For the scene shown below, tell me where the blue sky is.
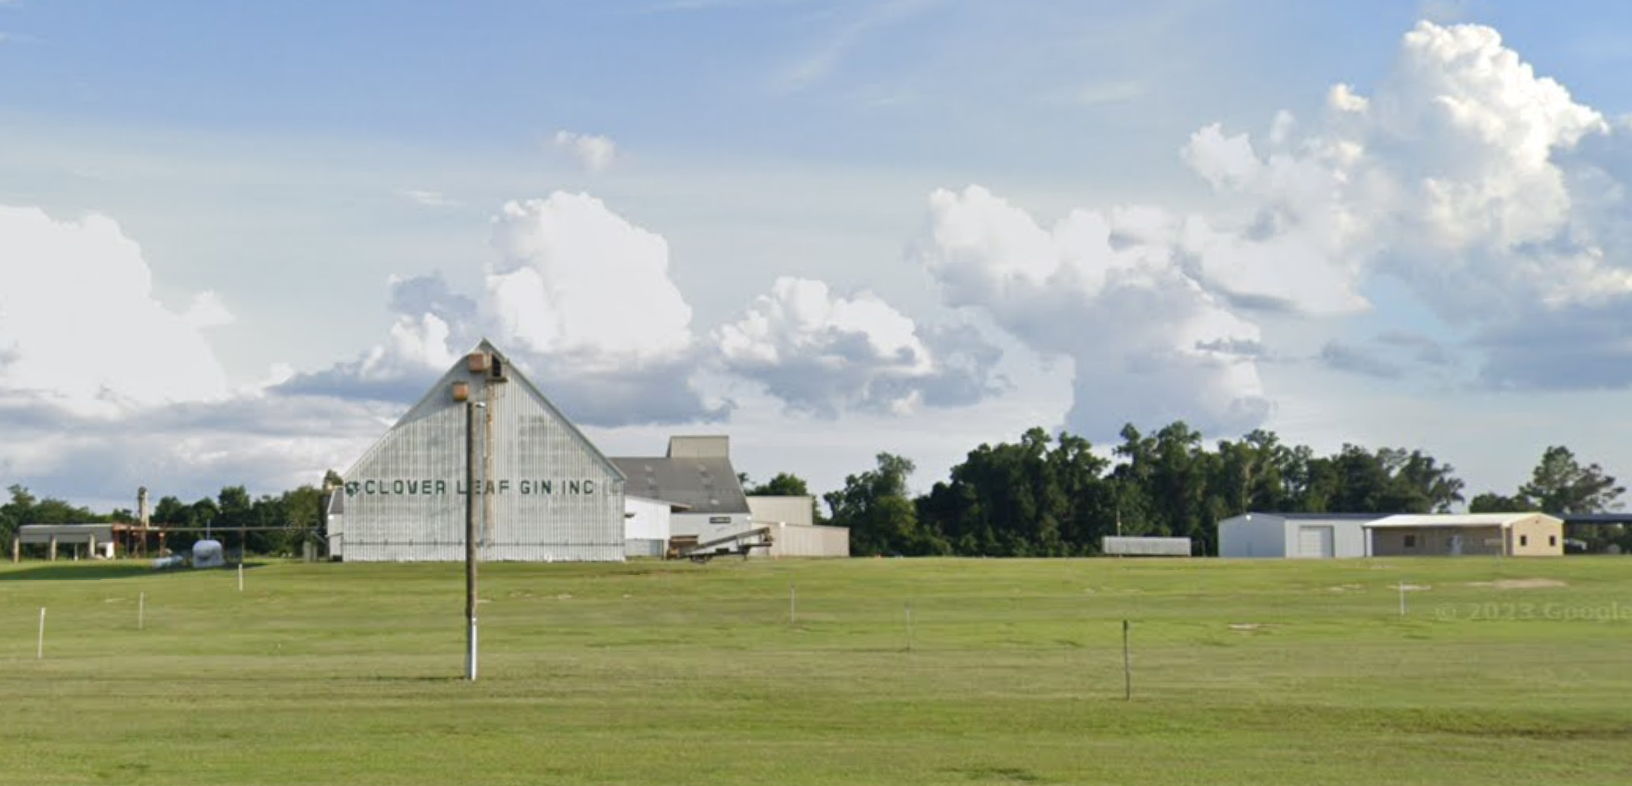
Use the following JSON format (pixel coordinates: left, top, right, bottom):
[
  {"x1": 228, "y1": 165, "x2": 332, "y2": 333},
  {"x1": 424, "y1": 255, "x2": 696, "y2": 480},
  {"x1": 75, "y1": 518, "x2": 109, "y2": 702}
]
[{"x1": 2, "y1": 0, "x2": 1631, "y2": 508}]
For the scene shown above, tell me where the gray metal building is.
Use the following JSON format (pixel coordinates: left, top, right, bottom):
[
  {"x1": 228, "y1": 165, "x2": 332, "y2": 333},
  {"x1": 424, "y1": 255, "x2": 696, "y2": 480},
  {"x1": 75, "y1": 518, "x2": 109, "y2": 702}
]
[
  {"x1": 612, "y1": 436, "x2": 753, "y2": 545},
  {"x1": 326, "y1": 341, "x2": 626, "y2": 562}
]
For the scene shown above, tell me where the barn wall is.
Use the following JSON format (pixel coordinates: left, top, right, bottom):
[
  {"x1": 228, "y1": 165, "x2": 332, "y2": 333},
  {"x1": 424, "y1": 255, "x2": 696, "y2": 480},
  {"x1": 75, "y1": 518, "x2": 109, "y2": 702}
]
[{"x1": 333, "y1": 354, "x2": 625, "y2": 563}]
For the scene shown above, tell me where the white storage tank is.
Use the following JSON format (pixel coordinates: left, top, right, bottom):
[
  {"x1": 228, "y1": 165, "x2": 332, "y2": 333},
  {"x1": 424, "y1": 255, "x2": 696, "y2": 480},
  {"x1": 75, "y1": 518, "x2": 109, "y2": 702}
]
[{"x1": 192, "y1": 539, "x2": 226, "y2": 568}]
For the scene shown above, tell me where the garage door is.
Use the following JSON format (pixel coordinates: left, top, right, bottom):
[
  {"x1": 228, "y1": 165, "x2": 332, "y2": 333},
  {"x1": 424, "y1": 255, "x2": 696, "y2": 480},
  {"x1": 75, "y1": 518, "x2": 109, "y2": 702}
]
[{"x1": 1296, "y1": 525, "x2": 1335, "y2": 558}]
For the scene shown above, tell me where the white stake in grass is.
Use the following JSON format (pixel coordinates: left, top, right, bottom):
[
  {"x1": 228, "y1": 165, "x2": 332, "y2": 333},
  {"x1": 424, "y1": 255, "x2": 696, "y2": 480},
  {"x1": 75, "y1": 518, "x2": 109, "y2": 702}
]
[
  {"x1": 789, "y1": 584, "x2": 796, "y2": 626},
  {"x1": 238, "y1": 562, "x2": 244, "y2": 592},
  {"x1": 138, "y1": 591, "x2": 145, "y2": 631},
  {"x1": 905, "y1": 602, "x2": 914, "y2": 652},
  {"x1": 36, "y1": 607, "x2": 45, "y2": 660},
  {"x1": 1398, "y1": 581, "x2": 1407, "y2": 617}
]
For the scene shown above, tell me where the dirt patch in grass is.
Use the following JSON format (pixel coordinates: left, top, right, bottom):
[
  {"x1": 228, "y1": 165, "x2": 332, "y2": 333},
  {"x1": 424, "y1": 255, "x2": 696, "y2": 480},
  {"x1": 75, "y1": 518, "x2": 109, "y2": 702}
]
[{"x1": 1467, "y1": 578, "x2": 1567, "y2": 590}]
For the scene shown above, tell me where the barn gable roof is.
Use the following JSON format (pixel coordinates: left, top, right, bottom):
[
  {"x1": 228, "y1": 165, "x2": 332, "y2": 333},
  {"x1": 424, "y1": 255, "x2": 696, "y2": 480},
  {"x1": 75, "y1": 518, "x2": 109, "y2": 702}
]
[{"x1": 340, "y1": 339, "x2": 625, "y2": 483}]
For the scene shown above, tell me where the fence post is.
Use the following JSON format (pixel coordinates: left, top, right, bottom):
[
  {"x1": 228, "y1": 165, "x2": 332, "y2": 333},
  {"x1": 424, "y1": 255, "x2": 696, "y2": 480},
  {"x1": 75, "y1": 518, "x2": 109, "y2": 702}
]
[{"x1": 1122, "y1": 620, "x2": 1132, "y2": 701}]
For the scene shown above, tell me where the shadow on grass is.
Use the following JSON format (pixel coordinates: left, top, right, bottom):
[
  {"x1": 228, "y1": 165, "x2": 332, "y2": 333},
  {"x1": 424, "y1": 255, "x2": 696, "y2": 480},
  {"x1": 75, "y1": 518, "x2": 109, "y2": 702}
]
[
  {"x1": 0, "y1": 561, "x2": 268, "y2": 581},
  {"x1": 0, "y1": 563, "x2": 158, "y2": 582}
]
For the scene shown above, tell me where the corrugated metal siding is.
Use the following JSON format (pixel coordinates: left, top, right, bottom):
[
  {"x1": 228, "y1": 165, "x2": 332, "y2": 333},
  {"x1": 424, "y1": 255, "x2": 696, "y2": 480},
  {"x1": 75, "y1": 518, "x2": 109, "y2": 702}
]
[
  {"x1": 763, "y1": 523, "x2": 849, "y2": 558},
  {"x1": 1101, "y1": 536, "x2": 1191, "y2": 556},
  {"x1": 747, "y1": 496, "x2": 816, "y2": 527},
  {"x1": 333, "y1": 354, "x2": 625, "y2": 563}
]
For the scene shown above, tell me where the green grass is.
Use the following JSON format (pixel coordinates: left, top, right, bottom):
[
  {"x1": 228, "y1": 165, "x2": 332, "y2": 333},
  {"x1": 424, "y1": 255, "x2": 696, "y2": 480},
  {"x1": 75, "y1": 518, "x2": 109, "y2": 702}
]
[{"x1": 2, "y1": 556, "x2": 1630, "y2": 784}]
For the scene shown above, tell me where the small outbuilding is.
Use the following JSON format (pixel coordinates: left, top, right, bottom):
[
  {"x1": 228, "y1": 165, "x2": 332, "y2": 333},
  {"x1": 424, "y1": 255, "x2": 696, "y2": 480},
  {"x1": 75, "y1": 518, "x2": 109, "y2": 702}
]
[
  {"x1": 1363, "y1": 513, "x2": 1564, "y2": 557},
  {"x1": 623, "y1": 495, "x2": 687, "y2": 557},
  {"x1": 1101, "y1": 536, "x2": 1192, "y2": 557},
  {"x1": 747, "y1": 495, "x2": 850, "y2": 558}
]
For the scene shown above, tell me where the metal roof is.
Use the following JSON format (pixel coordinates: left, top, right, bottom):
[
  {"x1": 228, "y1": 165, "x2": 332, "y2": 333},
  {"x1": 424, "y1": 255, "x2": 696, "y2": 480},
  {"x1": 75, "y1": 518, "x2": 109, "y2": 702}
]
[
  {"x1": 1365, "y1": 513, "x2": 1560, "y2": 528},
  {"x1": 1558, "y1": 513, "x2": 1632, "y2": 525},
  {"x1": 1272, "y1": 512, "x2": 1384, "y2": 521},
  {"x1": 609, "y1": 456, "x2": 749, "y2": 514},
  {"x1": 17, "y1": 523, "x2": 116, "y2": 543}
]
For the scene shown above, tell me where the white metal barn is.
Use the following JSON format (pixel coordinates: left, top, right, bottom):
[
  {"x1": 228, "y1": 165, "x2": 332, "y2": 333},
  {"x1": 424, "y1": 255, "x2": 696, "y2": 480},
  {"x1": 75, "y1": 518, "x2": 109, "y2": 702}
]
[
  {"x1": 326, "y1": 341, "x2": 627, "y2": 562},
  {"x1": 1217, "y1": 513, "x2": 1376, "y2": 558}
]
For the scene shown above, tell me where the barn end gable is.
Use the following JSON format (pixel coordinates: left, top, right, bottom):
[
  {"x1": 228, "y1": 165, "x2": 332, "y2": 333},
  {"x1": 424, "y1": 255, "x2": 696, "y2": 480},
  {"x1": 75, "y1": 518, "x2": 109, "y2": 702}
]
[{"x1": 331, "y1": 340, "x2": 626, "y2": 562}]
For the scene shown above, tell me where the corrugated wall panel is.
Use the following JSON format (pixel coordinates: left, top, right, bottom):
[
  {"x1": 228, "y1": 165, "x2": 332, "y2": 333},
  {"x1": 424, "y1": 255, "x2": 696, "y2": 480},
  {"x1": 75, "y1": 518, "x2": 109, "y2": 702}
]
[{"x1": 333, "y1": 354, "x2": 625, "y2": 562}]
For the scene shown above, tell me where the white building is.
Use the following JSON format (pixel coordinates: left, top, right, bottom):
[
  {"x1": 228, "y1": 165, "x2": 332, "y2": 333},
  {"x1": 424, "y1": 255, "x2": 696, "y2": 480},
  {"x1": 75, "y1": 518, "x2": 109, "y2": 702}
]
[
  {"x1": 1219, "y1": 511, "x2": 1566, "y2": 558},
  {"x1": 327, "y1": 341, "x2": 627, "y2": 562},
  {"x1": 623, "y1": 495, "x2": 685, "y2": 557},
  {"x1": 1218, "y1": 513, "x2": 1379, "y2": 558}
]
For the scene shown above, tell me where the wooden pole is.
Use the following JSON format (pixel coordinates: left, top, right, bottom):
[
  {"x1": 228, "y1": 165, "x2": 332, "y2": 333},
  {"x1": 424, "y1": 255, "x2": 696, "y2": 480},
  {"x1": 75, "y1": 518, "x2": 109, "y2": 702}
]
[
  {"x1": 36, "y1": 608, "x2": 45, "y2": 660},
  {"x1": 138, "y1": 592, "x2": 145, "y2": 631},
  {"x1": 465, "y1": 400, "x2": 480, "y2": 682},
  {"x1": 1122, "y1": 620, "x2": 1132, "y2": 701},
  {"x1": 238, "y1": 562, "x2": 244, "y2": 593}
]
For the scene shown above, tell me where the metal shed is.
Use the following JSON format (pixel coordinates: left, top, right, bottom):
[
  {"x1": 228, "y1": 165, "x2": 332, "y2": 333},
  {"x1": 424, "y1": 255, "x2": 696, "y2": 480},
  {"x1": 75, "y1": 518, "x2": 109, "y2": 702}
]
[{"x1": 1218, "y1": 513, "x2": 1376, "y2": 558}]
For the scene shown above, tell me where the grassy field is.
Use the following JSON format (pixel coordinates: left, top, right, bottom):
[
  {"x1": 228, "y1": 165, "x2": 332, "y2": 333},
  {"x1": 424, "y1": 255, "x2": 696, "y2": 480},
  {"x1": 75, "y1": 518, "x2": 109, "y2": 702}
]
[{"x1": 2, "y1": 555, "x2": 1630, "y2": 785}]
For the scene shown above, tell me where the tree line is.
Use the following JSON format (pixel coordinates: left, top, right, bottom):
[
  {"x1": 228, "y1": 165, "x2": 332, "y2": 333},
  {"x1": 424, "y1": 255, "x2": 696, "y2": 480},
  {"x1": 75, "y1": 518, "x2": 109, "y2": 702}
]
[
  {"x1": 2, "y1": 481, "x2": 331, "y2": 557},
  {"x1": 3, "y1": 423, "x2": 1625, "y2": 558},
  {"x1": 818, "y1": 423, "x2": 1627, "y2": 557}
]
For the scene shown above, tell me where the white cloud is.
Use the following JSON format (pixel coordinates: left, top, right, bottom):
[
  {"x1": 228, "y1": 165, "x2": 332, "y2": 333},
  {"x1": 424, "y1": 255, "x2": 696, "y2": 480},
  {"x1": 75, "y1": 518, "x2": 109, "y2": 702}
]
[
  {"x1": 552, "y1": 131, "x2": 618, "y2": 173},
  {"x1": 914, "y1": 186, "x2": 1269, "y2": 437},
  {"x1": 0, "y1": 206, "x2": 231, "y2": 416},
  {"x1": 0, "y1": 205, "x2": 372, "y2": 504},
  {"x1": 715, "y1": 276, "x2": 1000, "y2": 417},
  {"x1": 486, "y1": 193, "x2": 693, "y2": 364},
  {"x1": 399, "y1": 189, "x2": 458, "y2": 207},
  {"x1": 1175, "y1": 20, "x2": 1632, "y2": 387},
  {"x1": 283, "y1": 193, "x2": 725, "y2": 425},
  {"x1": 912, "y1": 20, "x2": 1632, "y2": 441}
]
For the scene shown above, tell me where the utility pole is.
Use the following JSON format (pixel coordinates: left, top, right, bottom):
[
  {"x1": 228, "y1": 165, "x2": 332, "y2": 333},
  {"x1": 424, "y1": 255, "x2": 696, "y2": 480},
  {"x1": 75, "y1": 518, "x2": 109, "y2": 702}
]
[{"x1": 465, "y1": 400, "x2": 482, "y2": 682}]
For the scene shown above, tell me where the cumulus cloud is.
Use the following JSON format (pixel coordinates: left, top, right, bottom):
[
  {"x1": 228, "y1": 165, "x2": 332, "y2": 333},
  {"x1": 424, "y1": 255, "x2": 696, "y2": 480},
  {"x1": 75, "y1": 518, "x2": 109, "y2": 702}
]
[
  {"x1": 915, "y1": 20, "x2": 1632, "y2": 437},
  {"x1": 1181, "y1": 21, "x2": 1632, "y2": 383},
  {"x1": 914, "y1": 186, "x2": 1269, "y2": 437},
  {"x1": 552, "y1": 131, "x2": 618, "y2": 173},
  {"x1": 0, "y1": 206, "x2": 232, "y2": 416},
  {"x1": 0, "y1": 206, "x2": 368, "y2": 503},
  {"x1": 715, "y1": 276, "x2": 1002, "y2": 417},
  {"x1": 284, "y1": 193, "x2": 726, "y2": 425}
]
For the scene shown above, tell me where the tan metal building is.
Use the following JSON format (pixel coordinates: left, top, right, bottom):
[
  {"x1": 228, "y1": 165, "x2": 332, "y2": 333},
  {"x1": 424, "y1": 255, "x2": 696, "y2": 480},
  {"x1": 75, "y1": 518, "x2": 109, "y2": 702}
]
[
  {"x1": 747, "y1": 495, "x2": 849, "y2": 558},
  {"x1": 1364, "y1": 513, "x2": 1564, "y2": 557}
]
